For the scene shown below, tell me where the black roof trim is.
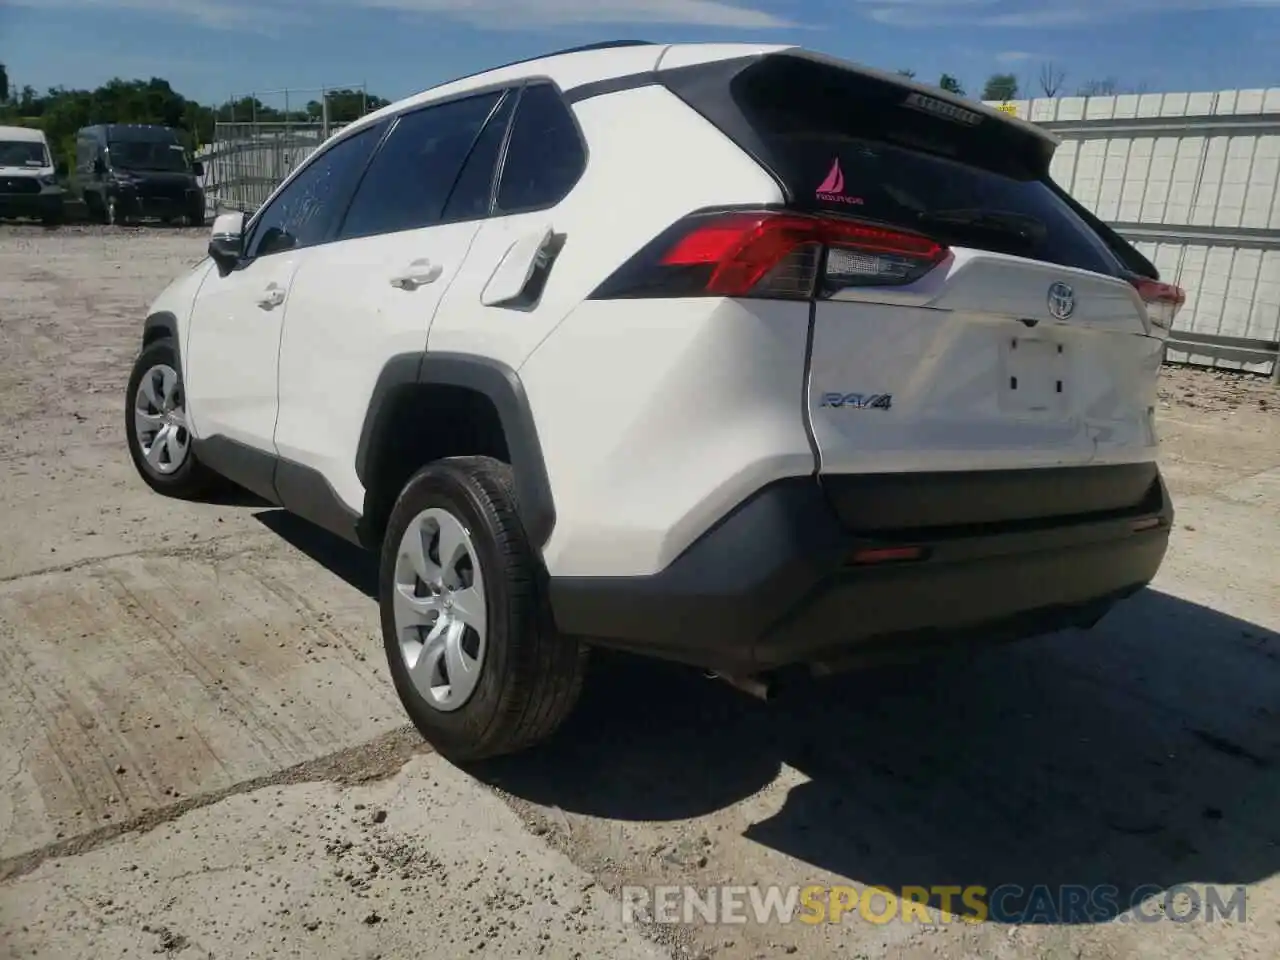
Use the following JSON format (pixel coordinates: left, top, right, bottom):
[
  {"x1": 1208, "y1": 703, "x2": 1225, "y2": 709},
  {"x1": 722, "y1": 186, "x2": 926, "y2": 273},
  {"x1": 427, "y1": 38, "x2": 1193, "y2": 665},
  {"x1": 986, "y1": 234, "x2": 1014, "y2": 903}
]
[{"x1": 425, "y1": 41, "x2": 657, "y2": 99}]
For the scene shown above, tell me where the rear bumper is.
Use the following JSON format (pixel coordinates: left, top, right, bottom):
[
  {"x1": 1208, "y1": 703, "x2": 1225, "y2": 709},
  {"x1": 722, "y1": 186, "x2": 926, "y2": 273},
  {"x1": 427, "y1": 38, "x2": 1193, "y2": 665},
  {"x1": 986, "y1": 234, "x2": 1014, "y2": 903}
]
[{"x1": 548, "y1": 465, "x2": 1173, "y2": 674}]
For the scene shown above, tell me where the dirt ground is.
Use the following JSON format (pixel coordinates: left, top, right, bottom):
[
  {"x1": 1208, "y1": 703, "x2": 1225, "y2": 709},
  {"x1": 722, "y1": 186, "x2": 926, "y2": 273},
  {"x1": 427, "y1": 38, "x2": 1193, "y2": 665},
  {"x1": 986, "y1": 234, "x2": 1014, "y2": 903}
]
[{"x1": 0, "y1": 224, "x2": 1277, "y2": 960}]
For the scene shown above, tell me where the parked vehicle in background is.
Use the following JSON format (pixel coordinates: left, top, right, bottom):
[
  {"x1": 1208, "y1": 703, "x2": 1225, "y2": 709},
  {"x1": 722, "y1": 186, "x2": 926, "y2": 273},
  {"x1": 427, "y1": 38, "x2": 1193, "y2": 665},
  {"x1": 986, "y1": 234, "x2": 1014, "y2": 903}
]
[
  {"x1": 73, "y1": 124, "x2": 206, "y2": 226},
  {"x1": 123, "y1": 41, "x2": 1180, "y2": 762},
  {"x1": 0, "y1": 125, "x2": 66, "y2": 226}
]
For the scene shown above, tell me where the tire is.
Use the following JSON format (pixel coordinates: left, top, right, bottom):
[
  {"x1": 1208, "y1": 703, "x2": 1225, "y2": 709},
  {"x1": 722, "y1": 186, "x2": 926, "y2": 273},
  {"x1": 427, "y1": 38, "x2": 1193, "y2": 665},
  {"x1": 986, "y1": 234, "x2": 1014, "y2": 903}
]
[
  {"x1": 124, "y1": 337, "x2": 223, "y2": 499},
  {"x1": 42, "y1": 205, "x2": 64, "y2": 228},
  {"x1": 380, "y1": 456, "x2": 587, "y2": 762}
]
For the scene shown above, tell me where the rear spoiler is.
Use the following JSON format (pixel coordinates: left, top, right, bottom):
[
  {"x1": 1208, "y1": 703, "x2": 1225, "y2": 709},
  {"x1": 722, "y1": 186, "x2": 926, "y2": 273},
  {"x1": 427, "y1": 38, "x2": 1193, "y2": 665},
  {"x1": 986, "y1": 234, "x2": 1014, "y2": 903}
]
[{"x1": 783, "y1": 50, "x2": 1062, "y2": 151}]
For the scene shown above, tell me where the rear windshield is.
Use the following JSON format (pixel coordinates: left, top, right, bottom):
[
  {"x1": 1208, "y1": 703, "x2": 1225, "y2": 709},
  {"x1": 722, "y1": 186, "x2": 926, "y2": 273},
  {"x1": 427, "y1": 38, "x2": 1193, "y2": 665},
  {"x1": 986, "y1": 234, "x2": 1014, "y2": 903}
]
[{"x1": 671, "y1": 54, "x2": 1126, "y2": 278}]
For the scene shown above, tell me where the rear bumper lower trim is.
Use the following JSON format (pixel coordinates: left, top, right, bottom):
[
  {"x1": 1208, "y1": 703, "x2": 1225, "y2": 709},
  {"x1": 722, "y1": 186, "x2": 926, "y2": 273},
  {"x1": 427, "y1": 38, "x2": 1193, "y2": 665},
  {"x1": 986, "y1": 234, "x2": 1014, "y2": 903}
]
[{"x1": 548, "y1": 467, "x2": 1173, "y2": 673}]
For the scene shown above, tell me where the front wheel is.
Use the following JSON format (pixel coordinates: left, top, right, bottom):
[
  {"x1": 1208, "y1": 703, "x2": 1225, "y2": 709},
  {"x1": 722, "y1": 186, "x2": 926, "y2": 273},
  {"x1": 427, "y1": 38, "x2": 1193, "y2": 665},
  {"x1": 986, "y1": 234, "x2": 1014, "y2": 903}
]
[
  {"x1": 379, "y1": 456, "x2": 586, "y2": 762},
  {"x1": 124, "y1": 337, "x2": 223, "y2": 499}
]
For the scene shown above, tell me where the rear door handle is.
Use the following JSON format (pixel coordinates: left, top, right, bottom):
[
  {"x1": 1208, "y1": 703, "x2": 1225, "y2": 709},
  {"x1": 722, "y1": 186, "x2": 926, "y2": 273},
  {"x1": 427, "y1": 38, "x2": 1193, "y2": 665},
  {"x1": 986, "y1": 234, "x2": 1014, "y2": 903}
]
[
  {"x1": 258, "y1": 283, "x2": 286, "y2": 309},
  {"x1": 389, "y1": 259, "x2": 443, "y2": 291}
]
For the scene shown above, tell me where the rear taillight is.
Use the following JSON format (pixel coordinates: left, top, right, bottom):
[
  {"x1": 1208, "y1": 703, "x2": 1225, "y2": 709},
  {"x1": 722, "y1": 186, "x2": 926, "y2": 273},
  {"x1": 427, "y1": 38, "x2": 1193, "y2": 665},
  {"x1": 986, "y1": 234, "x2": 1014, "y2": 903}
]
[
  {"x1": 1128, "y1": 276, "x2": 1185, "y2": 329},
  {"x1": 590, "y1": 209, "x2": 949, "y2": 301}
]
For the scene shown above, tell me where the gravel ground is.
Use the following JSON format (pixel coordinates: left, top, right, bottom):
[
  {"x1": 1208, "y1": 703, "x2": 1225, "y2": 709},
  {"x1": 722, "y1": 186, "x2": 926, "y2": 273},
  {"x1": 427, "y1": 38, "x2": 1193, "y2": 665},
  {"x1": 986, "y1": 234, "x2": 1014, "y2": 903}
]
[{"x1": 0, "y1": 223, "x2": 1278, "y2": 960}]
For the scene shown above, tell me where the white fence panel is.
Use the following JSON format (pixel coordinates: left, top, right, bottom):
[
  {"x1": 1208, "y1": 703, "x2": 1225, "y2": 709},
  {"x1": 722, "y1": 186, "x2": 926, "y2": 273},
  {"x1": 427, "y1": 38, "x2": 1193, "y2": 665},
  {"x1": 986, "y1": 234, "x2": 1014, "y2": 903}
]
[{"x1": 986, "y1": 88, "x2": 1280, "y2": 376}]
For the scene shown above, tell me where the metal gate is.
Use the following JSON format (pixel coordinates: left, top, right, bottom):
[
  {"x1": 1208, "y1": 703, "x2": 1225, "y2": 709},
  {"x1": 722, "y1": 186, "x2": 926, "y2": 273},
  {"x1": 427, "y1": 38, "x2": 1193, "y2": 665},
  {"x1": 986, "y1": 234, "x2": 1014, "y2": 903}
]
[{"x1": 197, "y1": 121, "x2": 344, "y2": 216}]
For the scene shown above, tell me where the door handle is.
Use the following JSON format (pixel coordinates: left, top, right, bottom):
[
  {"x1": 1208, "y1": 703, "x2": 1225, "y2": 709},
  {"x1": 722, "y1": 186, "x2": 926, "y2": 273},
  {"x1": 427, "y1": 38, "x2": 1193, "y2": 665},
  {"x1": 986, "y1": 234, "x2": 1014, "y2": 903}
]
[
  {"x1": 389, "y1": 259, "x2": 442, "y2": 291},
  {"x1": 258, "y1": 283, "x2": 286, "y2": 309}
]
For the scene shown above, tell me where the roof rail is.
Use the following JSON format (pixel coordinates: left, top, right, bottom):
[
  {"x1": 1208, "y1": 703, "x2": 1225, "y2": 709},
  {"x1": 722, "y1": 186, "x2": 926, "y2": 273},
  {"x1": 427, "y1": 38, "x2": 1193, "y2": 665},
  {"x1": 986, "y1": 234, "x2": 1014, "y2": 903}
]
[
  {"x1": 417, "y1": 40, "x2": 659, "y2": 99},
  {"x1": 544, "y1": 40, "x2": 655, "y2": 56}
]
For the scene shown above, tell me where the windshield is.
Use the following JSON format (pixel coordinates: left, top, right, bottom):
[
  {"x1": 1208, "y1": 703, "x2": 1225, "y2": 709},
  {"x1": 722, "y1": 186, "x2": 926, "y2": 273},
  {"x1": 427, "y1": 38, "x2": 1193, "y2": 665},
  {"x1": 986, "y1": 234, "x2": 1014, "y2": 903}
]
[
  {"x1": 0, "y1": 141, "x2": 50, "y2": 168},
  {"x1": 107, "y1": 139, "x2": 190, "y2": 173}
]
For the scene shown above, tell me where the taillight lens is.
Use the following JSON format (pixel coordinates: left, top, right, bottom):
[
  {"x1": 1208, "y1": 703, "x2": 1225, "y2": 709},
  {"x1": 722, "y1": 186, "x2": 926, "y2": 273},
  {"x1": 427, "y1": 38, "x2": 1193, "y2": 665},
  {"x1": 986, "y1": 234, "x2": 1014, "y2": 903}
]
[
  {"x1": 1128, "y1": 276, "x2": 1185, "y2": 329},
  {"x1": 590, "y1": 209, "x2": 949, "y2": 301}
]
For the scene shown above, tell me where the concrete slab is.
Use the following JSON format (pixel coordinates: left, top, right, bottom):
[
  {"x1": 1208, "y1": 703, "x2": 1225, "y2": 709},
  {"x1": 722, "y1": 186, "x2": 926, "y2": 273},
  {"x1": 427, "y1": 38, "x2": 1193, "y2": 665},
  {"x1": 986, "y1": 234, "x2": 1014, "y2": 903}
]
[
  {"x1": 0, "y1": 536, "x2": 402, "y2": 862},
  {"x1": 0, "y1": 754, "x2": 669, "y2": 960}
]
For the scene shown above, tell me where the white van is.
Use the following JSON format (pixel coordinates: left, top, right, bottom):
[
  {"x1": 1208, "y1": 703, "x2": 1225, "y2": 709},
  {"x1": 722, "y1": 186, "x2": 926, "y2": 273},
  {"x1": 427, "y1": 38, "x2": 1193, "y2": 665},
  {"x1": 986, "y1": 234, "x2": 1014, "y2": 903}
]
[{"x1": 0, "y1": 125, "x2": 65, "y2": 225}]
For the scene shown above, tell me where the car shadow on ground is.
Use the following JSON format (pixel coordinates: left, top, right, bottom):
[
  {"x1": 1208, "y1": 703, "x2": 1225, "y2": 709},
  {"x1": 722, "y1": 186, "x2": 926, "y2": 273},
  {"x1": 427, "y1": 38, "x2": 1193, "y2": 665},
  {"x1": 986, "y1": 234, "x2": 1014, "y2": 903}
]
[{"x1": 257, "y1": 507, "x2": 1280, "y2": 924}]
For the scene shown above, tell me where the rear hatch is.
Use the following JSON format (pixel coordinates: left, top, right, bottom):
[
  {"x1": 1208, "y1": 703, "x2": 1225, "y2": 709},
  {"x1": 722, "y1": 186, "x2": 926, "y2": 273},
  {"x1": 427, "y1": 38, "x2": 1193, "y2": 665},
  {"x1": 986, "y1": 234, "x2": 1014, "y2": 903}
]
[{"x1": 654, "y1": 51, "x2": 1182, "y2": 529}]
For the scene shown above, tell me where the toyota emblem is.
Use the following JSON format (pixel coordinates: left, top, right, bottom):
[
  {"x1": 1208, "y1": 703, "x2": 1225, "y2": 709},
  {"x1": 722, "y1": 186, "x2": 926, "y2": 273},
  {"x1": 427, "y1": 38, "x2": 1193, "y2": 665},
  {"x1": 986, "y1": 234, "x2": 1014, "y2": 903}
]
[{"x1": 1047, "y1": 282, "x2": 1075, "y2": 320}]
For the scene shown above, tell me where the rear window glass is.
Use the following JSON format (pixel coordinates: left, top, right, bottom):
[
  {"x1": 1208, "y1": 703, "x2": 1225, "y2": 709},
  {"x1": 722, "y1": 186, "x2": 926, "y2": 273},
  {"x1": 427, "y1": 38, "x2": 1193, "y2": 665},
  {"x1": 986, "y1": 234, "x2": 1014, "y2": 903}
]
[{"x1": 724, "y1": 56, "x2": 1123, "y2": 276}]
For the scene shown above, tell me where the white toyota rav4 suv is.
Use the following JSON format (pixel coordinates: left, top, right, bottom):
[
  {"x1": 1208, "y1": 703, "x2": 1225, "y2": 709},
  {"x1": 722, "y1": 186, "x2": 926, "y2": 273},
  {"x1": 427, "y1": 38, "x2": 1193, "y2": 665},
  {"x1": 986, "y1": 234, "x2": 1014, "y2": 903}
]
[{"x1": 126, "y1": 41, "x2": 1181, "y2": 760}]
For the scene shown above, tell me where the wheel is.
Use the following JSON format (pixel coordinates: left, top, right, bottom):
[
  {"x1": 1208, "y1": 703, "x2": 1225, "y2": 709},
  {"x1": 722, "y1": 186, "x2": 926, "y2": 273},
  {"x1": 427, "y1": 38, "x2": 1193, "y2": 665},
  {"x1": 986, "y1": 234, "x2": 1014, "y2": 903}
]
[
  {"x1": 42, "y1": 205, "x2": 64, "y2": 228},
  {"x1": 106, "y1": 195, "x2": 124, "y2": 226},
  {"x1": 380, "y1": 456, "x2": 587, "y2": 762},
  {"x1": 124, "y1": 337, "x2": 222, "y2": 499},
  {"x1": 187, "y1": 210, "x2": 206, "y2": 228}
]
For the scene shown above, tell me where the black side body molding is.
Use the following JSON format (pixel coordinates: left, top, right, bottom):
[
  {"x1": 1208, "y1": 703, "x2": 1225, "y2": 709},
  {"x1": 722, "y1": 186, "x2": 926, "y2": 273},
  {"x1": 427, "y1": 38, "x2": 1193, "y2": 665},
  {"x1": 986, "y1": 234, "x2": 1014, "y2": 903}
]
[
  {"x1": 191, "y1": 435, "x2": 364, "y2": 545},
  {"x1": 191, "y1": 435, "x2": 280, "y2": 505},
  {"x1": 355, "y1": 352, "x2": 557, "y2": 549}
]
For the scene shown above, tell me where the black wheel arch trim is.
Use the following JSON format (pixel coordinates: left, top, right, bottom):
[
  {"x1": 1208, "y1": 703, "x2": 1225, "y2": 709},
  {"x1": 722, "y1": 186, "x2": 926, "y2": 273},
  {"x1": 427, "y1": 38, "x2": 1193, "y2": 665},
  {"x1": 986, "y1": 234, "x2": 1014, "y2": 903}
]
[
  {"x1": 355, "y1": 352, "x2": 557, "y2": 549},
  {"x1": 143, "y1": 311, "x2": 181, "y2": 371}
]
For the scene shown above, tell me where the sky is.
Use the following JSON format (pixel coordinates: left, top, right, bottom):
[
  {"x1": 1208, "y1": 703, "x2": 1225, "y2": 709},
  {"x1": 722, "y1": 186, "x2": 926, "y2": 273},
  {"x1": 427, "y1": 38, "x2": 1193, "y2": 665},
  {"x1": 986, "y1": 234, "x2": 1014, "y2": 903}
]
[{"x1": 1, "y1": 0, "x2": 1278, "y2": 108}]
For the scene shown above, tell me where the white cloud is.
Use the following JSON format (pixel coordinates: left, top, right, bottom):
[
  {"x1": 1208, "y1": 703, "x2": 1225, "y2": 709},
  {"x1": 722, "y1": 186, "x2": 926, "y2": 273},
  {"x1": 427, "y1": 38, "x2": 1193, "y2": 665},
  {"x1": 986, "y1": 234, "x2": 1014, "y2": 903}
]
[
  {"x1": 6, "y1": 0, "x2": 283, "y2": 29},
  {"x1": 997, "y1": 50, "x2": 1033, "y2": 62},
  {"x1": 7, "y1": 0, "x2": 793, "y2": 31},
  {"x1": 855, "y1": 0, "x2": 1280, "y2": 29},
  {"x1": 361, "y1": 0, "x2": 791, "y2": 28}
]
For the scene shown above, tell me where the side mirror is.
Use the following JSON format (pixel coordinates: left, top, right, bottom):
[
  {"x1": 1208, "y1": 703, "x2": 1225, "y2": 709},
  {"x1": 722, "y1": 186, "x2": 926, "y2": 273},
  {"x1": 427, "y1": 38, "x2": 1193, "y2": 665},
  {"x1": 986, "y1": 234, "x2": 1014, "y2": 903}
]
[
  {"x1": 208, "y1": 211, "x2": 247, "y2": 273},
  {"x1": 191, "y1": 160, "x2": 205, "y2": 178}
]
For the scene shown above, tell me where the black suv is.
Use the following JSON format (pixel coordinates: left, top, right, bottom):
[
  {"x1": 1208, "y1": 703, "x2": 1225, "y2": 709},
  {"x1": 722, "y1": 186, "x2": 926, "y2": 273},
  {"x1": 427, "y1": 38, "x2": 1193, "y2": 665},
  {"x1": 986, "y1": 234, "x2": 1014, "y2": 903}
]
[{"x1": 74, "y1": 124, "x2": 205, "y2": 226}]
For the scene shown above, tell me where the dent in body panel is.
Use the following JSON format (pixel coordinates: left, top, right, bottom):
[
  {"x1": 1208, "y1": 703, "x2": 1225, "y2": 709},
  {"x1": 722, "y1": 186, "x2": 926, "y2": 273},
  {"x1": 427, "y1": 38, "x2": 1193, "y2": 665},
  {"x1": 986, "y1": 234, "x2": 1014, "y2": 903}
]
[{"x1": 521, "y1": 298, "x2": 815, "y2": 579}]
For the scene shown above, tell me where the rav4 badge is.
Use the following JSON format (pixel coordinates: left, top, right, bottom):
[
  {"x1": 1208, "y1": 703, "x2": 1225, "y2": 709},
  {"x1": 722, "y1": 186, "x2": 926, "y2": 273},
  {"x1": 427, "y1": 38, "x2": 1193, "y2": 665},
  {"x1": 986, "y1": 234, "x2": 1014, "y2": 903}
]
[{"x1": 820, "y1": 392, "x2": 893, "y2": 410}]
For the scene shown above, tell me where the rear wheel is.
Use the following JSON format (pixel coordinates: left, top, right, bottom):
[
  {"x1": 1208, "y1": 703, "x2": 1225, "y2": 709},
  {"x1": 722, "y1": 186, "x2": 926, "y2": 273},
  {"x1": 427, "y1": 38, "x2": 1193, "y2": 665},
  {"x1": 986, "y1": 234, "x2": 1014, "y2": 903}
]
[
  {"x1": 379, "y1": 456, "x2": 586, "y2": 762},
  {"x1": 124, "y1": 337, "x2": 223, "y2": 499}
]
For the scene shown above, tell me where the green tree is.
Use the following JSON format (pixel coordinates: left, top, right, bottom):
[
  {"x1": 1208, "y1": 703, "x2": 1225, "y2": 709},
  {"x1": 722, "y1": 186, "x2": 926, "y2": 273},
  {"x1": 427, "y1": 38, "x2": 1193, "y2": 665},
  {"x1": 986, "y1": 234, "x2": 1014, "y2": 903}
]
[
  {"x1": 939, "y1": 74, "x2": 965, "y2": 96},
  {"x1": 0, "y1": 75, "x2": 389, "y2": 167},
  {"x1": 982, "y1": 73, "x2": 1018, "y2": 101}
]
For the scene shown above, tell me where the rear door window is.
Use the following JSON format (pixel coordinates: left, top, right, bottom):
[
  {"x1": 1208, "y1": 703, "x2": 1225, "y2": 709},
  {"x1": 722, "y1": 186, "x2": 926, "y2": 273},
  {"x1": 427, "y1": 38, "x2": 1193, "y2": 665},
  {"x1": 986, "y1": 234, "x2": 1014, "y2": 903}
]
[
  {"x1": 441, "y1": 91, "x2": 516, "y2": 222},
  {"x1": 494, "y1": 82, "x2": 586, "y2": 215},
  {"x1": 338, "y1": 91, "x2": 503, "y2": 240}
]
